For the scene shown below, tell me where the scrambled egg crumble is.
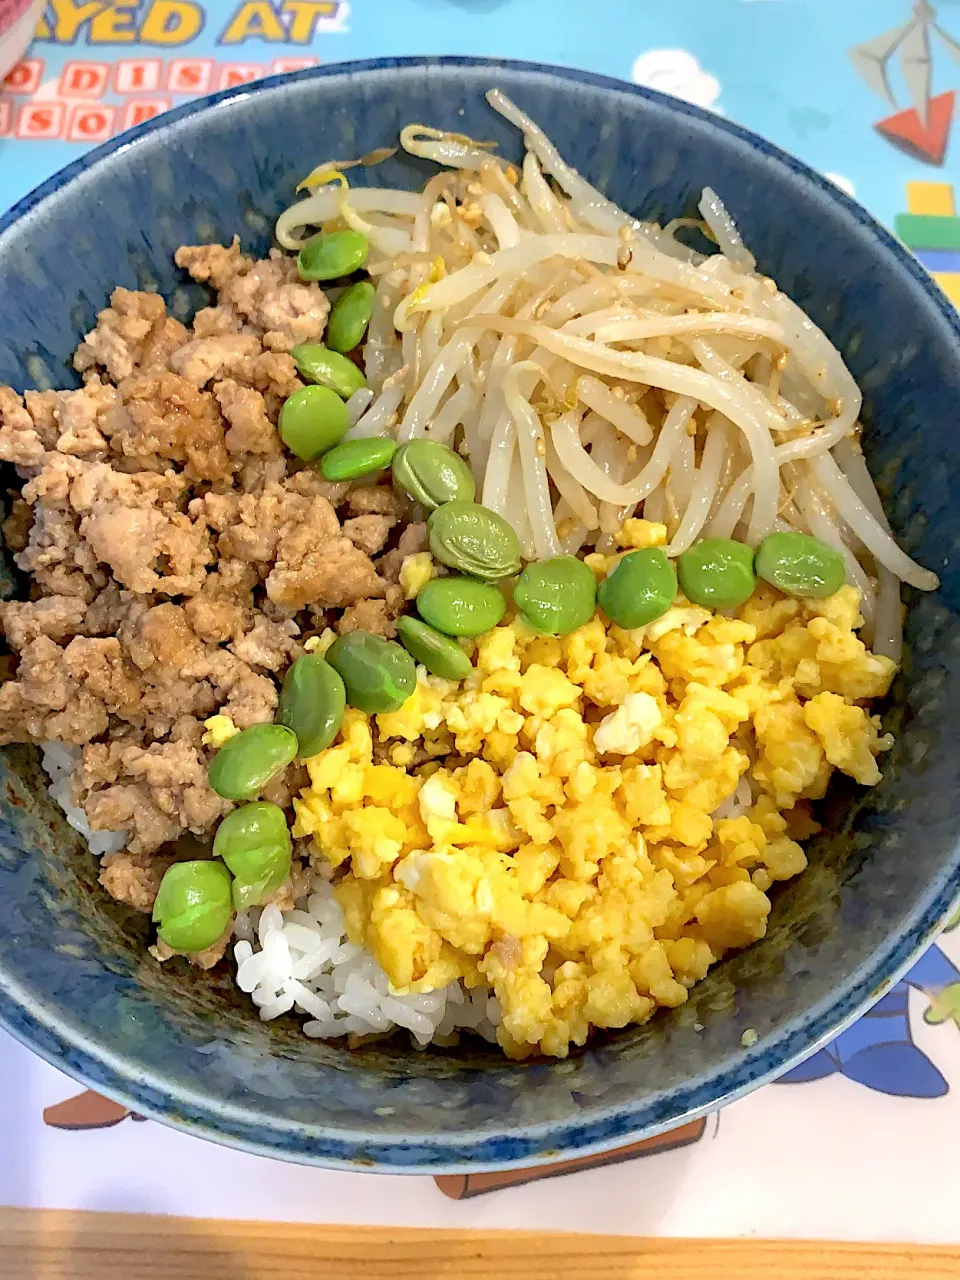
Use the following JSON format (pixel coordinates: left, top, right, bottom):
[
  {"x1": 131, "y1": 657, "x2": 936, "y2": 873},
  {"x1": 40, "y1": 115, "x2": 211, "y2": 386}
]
[
  {"x1": 398, "y1": 552, "x2": 435, "y2": 599},
  {"x1": 202, "y1": 714, "x2": 239, "y2": 748},
  {"x1": 292, "y1": 581, "x2": 896, "y2": 1059}
]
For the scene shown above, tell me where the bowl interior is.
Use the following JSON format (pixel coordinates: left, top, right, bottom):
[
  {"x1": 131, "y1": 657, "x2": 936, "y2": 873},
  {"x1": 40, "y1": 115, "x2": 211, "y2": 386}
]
[{"x1": 0, "y1": 58, "x2": 959, "y2": 1171}]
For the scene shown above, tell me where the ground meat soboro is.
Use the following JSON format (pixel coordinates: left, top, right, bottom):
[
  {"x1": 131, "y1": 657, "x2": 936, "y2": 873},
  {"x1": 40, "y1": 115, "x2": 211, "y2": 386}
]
[{"x1": 0, "y1": 243, "x2": 410, "y2": 961}]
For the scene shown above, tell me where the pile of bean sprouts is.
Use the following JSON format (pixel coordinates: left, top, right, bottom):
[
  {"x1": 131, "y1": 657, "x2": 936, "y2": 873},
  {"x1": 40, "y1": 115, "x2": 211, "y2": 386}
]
[{"x1": 276, "y1": 88, "x2": 939, "y2": 661}]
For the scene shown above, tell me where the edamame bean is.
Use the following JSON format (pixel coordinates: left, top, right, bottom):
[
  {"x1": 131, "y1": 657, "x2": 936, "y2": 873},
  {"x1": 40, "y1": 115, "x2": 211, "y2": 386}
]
[
  {"x1": 152, "y1": 861, "x2": 233, "y2": 953},
  {"x1": 291, "y1": 343, "x2": 368, "y2": 400},
  {"x1": 213, "y1": 802, "x2": 292, "y2": 911},
  {"x1": 396, "y1": 615, "x2": 473, "y2": 680},
  {"x1": 208, "y1": 723, "x2": 299, "y2": 801},
  {"x1": 392, "y1": 441, "x2": 476, "y2": 510},
  {"x1": 755, "y1": 531, "x2": 846, "y2": 599},
  {"x1": 598, "y1": 548, "x2": 677, "y2": 629},
  {"x1": 321, "y1": 437, "x2": 397, "y2": 482},
  {"x1": 514, "y1": 556, "x2": 597, "y2": 635},
  {"x1": 427, "y1": 501, "x2": 522, "y2": 581},
  {"x1": 677, "y1": 538, "x2": 756, "y2": 609},
  {"x1": 297, "y1": 228, "x2": 368, "y2": 282},
  {"x1": 278, "y1": 385, "x2": 349, "y2": 460},
  {"x1": 326, "y1": 630, "x2": 417, "y2": 713},
  {"x1": 278, "y1": 655, "x2": 345, "y2": 758},
  {"x1": 416, "y1": 576, "x2": 506, "y2": 637},
  {"x1": 326, "y1": 281, "x2": 376, "y2": 353}
]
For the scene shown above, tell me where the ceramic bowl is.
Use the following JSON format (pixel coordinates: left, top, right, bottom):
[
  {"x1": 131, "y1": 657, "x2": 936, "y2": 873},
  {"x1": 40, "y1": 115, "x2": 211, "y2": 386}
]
[{"x1": 0, "y1": 57, "x2": 958, "y2": 1173}]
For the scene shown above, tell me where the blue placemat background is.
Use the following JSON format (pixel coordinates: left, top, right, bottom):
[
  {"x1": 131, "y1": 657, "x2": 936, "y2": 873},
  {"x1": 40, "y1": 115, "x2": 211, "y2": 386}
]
[{"x1": 4, "y1": 0, "x2": 960, "y2": 228}]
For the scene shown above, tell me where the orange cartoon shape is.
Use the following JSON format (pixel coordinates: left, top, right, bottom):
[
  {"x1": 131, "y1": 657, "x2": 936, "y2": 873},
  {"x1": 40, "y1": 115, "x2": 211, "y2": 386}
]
[
  {"x1": 43, "y1": 1089, "x2": 146, "y2": 1130},
  {"x1": 850, "y1": 2, "x2": 960, "y2": 165}
]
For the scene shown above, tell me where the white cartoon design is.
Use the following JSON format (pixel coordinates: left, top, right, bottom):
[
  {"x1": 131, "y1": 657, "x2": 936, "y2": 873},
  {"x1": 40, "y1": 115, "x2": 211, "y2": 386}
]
[{"x1": 630, "y1": 49, "x2": 721, "y2": 111}]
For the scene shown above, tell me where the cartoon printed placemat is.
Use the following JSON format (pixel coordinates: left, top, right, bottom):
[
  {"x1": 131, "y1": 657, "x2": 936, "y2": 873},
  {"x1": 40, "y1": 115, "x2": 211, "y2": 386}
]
[
  {"x1": 1, "y1": 908, "x2": 959, "y2": 1238},
  {"x1": 3, "y1": 0, "x2": 960, "y2": 1240}
]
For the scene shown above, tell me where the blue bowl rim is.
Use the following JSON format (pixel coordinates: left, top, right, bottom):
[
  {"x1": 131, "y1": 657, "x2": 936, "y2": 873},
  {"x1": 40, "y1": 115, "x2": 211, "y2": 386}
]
[{"x1": 1, "y1": 54, "x2": 960, "y2": 1173}]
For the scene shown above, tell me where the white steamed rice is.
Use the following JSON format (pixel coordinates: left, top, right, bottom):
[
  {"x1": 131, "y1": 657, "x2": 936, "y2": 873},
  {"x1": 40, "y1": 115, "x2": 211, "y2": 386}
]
[
  {"x1": 42, "y1": 742, "x2": 125, "y2": 857},
  {"x1": 234, "y1": 883, "x2": 500, "y2": 1045},
  {"x1": 40, "y1": 743, "x2": 500, "y2": 1047}
]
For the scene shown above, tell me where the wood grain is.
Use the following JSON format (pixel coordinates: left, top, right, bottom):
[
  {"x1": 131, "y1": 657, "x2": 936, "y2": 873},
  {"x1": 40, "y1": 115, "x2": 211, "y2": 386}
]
[{"x1": 2, "y1": 1208, "x2": 960, "y2": 1280}]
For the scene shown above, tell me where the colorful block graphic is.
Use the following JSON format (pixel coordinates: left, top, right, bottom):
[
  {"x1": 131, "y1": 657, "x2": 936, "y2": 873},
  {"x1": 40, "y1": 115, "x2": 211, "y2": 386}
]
[
  {"x1": 897, "y1": 182, "x2": 960, "y2": 305},
  {"x1": 933, "y1": 274, "x2": 960, "y2": 306},
  {"x1": 894, "y1": 212, "x2": 960, "y2": 250},
  {"x1": 912, "y1": 249, "x2": 960, "y2": 273},
  {"x1": 906, "y1": 181, "x2": 955, "y2": 217}
]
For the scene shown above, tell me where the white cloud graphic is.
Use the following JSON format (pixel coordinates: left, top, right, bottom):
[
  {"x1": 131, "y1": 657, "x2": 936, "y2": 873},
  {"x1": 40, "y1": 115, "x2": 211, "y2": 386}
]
[
  {"x1": 631, "y1": 49, "x2": 721, "y2": 112},
  {"x1": 825, "y1": 172, "x2": 856, "y2": 198},
  {"x1": 325, "y1": 0, "x2": 351, "y2": 32}
]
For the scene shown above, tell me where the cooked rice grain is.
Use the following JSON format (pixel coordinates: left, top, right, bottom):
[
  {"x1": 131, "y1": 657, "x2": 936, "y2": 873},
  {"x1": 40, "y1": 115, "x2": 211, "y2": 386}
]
[{"x1": 234, "y1": 880, "x2": 500, "y2": 1044}]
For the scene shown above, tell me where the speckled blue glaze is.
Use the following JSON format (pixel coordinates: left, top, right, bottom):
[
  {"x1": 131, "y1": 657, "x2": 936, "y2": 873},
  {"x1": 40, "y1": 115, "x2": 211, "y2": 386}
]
[{"x1": 0, "y1": 58, "x2": 959, "y2": 1173}]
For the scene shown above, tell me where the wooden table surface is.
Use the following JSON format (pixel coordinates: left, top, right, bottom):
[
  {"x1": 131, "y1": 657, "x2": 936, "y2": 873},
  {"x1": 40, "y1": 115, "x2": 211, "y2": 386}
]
[{"x1": 2, "y1": 1208, "x2": 960, "y2": 1279}]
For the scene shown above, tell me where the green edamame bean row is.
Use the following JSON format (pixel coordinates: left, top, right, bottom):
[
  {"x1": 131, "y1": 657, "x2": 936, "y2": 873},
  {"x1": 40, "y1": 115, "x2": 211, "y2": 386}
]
[
  {"x1": 598, "y1": 531, "x2": 846, "y2": 629},
  {"x1": 152, "y1": 799, "x2": 293, "y2": 954},
  {"x1": 203, "y1": 528, "x2": 839, "y2": 768},
  {"x1": 674, "y1": 531, "x2": 845, "y2": 610},
  {"x1": 207, "y1": 636, "x2": 417, "y2": 789},
  {"x1": 277, "y1": 228, "x2": 377, "y2": 462},
  {"x1": 422, "y1": 525, "x2": 842, "y2": 639},
  {"x1": 191, "y1": 654, "x2": 342, "y2": 950},
  {"x1": 185, "y1": 648, "x2": 354, "y2": 952}
]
